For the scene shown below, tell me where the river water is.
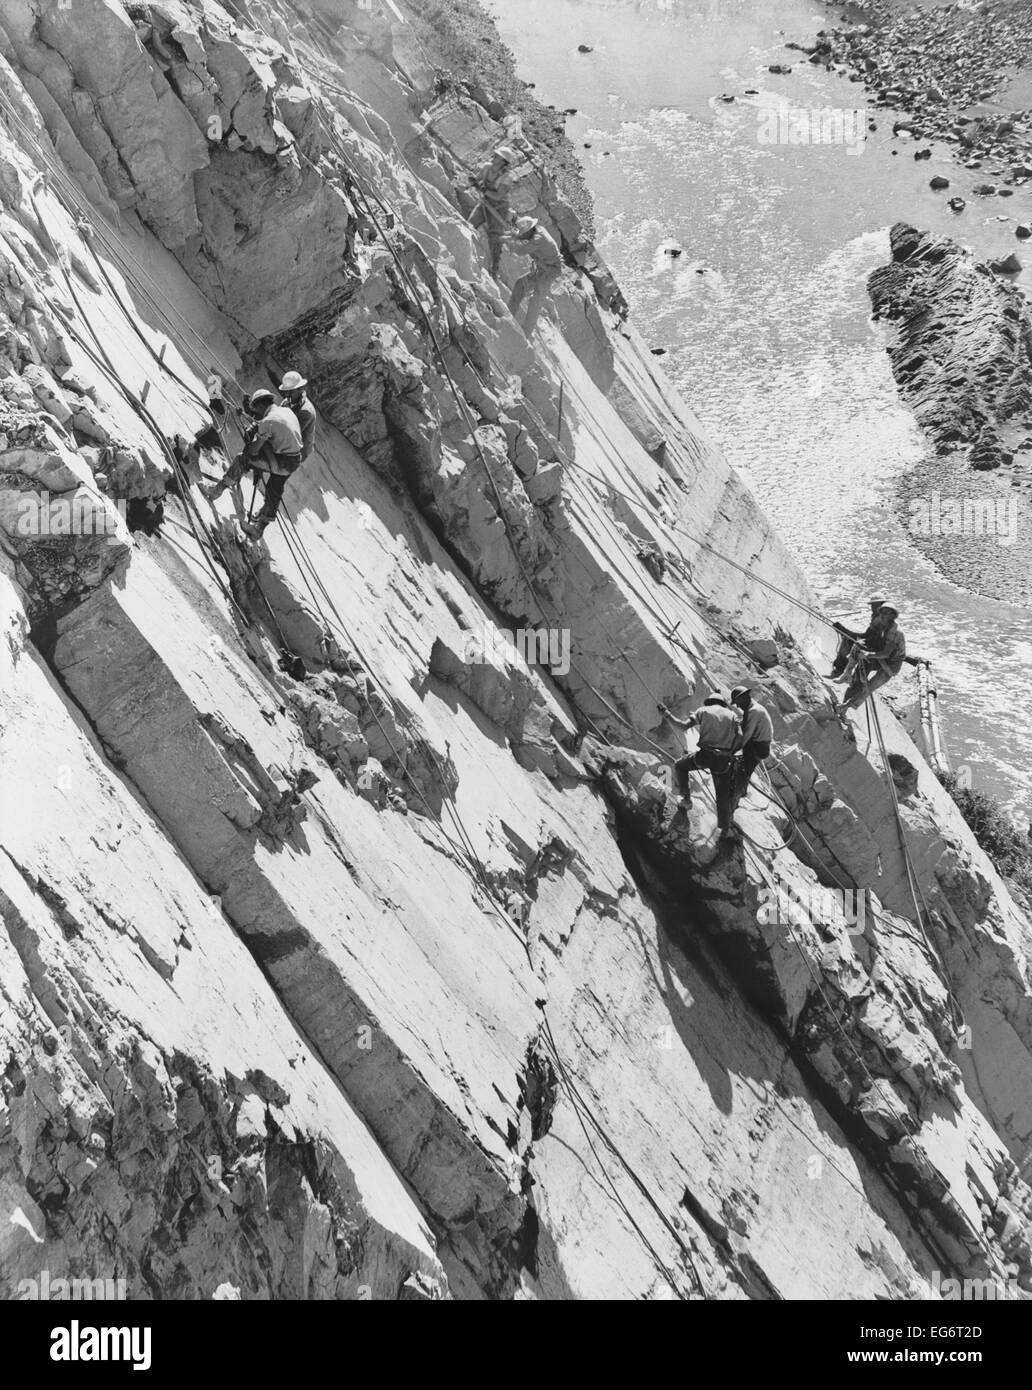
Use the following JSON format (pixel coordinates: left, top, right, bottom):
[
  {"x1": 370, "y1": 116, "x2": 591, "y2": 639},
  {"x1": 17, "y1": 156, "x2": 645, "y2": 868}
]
[{"x1": 492, "y1": 0, "x2": 1031, "y2": 817}]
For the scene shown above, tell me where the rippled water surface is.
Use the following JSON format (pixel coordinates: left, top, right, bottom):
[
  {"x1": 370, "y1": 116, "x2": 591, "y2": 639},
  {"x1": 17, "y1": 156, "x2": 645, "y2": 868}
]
[{"x1": 493, "y1": 0, "x2": 1032, "y2": 815}]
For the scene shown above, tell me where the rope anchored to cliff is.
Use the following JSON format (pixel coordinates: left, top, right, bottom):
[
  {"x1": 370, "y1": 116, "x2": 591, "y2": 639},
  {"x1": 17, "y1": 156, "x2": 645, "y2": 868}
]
[{"x1": 4, "y1": 68, "x2": 995, "y2": 1295}]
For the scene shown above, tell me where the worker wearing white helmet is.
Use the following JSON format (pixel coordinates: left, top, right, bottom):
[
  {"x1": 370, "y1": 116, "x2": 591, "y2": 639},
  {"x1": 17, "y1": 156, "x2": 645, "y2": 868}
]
[
  {"x1": 279, "y1": 370, "x2": 317, "y2": 462},
  {"x1": 203, "y1": 388, "x2": 303, "y2": 539},
  {"x1": 729, "y1": 685, "x2": 774, "y2": 809},
  {"x1": 659, "y1": 691, "x2": 741, "y2": 839},
  {"x1": 472, "y1": 146, "x2": 520, "y2": 275},
  {"x1": 504, "y1": 213, "x2": 563, "y2": 335},
  {"x1": 828, "y1": 593, "x2": 886, "y2": 681},
  {"x1": 838, "y1": 602, "x2": 906, "y2": 713}
]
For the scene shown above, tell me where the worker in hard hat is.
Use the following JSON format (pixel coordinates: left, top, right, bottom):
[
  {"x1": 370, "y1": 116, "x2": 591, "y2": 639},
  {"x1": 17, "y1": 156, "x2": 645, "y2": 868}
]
[
  {"x1": 659, "y1": 692, "x2": 741, "y2": 838},
  {"x1": 505, "y1": 214, "x2": 563, "y2": 335},
  {"x1": 837, "y1": 603, "x2": 907, "y2": 712},
  {"x1": 279, "y1": 370, "x2": 317, "y2": 461},
  {"x1": 203, "y1": 389, "x2": 303, "y2": 539},
  {"x1": 827, "y1": 594, "x2": 886, "y2": 681},
  {"x1": 471, "y1": 146, "x2": 519, "y2": 275},
  {"x1": 729, "y1": 685, "x2": 774, "y2": 808}
]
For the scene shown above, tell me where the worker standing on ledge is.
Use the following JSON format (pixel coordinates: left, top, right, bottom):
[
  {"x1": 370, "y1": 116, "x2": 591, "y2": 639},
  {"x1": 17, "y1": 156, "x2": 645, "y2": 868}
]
[
  {"x1": 279, "y1": 370, "x2": 317, "y2": 461},
  {"x1": 659, "y1": 692, "x2": 741, "y2": 839},
  {"x1": 729, "y1": 685, "x2": 774, "y2": 809},
  {"x1": 471, "y1": 146, "x2": 519, "y2": 275},
  {"x1": 203, "y1": 389, "x2": 303, "y2": 539},
  {"x1": 505, "y1": 215, "x2": 563, "y2": 335}
]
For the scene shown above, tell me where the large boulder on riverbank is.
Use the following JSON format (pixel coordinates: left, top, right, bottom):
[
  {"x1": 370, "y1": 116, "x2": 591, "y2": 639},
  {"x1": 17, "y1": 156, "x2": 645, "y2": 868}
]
[{"x1": 870, "y1": 223, "x2": 1032, "y2": 606}]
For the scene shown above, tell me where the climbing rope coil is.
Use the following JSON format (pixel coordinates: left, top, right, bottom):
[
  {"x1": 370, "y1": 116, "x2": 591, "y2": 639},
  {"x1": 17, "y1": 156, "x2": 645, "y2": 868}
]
[{"x1": 0, "y1": 65, "x2": 1000, "y2": 1291}]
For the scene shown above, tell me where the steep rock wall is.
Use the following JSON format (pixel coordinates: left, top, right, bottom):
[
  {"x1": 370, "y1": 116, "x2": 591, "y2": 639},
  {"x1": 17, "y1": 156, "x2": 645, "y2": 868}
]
[{"x1": 0, "y1": 0, "x2": 1030, "y2": 1300}]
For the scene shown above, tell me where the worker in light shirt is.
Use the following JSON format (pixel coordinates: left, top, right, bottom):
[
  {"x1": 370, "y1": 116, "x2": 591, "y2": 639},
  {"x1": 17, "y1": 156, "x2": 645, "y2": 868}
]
[
  {"x1": 729, "y1": 685, "x2": 774, "y2": 809},
  {"x1": 659, "y1": 691, "x2": 740, "y2": 838}
]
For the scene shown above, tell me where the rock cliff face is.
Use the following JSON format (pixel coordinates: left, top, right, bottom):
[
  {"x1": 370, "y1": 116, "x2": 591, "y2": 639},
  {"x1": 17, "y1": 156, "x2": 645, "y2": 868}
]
[{"x1": 1, "y1": 1, "x2": 1031, "y2": 1300}]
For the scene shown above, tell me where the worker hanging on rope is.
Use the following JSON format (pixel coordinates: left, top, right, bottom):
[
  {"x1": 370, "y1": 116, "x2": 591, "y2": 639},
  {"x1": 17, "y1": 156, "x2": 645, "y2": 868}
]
[
  {"x1": 505, "y1": 214, "x2": 563, "y2": 335},
  {"x1": 827, "y1": 594, "x2": 886, "y2": 681},
  {"x1": 659, "y1": 691, "x2": 740, "y2": 840},
  {"x1": 729, "y1": 685, "x2": 774, "y2": 809},
  {"x1": 203, "y1": 389, "x2": 303, "y2": 539},
  {"x1": 279, "y1": 370, "x2": 317, "y2": 460},
  {"x1": 836, "y1": 602, "x2": 907, "y2": 713}
]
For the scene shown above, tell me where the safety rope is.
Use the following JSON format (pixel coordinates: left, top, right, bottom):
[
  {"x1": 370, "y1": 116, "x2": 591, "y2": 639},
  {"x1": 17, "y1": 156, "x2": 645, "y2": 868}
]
[
  {"x1": 866, "y1": 679, "x2": 964, "y2": 1026},
  {"x1": 460, "y1": 307, "x2": 969, "y2": 1022},
  {"x1": 12, "y1": 96, "x2": 309, "y2": 673},
  {"x1": 272, "y1": 492, "x2": 705, "y2": 1295},
  {"x1": 2, "y1": 52, "x2": 982, "y2": 1294},
  {"x1": 212, "y1": 9, "x2": 1004, "y2": 1288},
  {"x1": 284, "y1": 57, "x2": 974, "y2": 1059},
  {"x1": 188, "y1": 25, "x2": 714, "y2": 1289},
  {"x1": 14, "y1": 120, "x2": 603, "y2": 1282},
  {"x1": 7, "y1": 93, "x2": 546, "y2": 977},
  {"x1": 739, "y1": 832, "x2": 1005, "y2": 1279},
  {"x1": 21, "y1": 177, "x2": 301, "y2": 727},
  {"x1": 27, "y1": 190, "x2": 229, "y2": 598}
]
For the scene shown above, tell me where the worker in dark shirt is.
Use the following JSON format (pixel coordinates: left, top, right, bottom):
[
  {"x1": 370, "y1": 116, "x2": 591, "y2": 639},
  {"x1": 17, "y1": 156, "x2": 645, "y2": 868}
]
[
  {"x1": 828, "y1": 595, "x2": 885, "y2": 680},
  {"x1": 838, "y1": 604, "x2": 907, "y2": 712}
]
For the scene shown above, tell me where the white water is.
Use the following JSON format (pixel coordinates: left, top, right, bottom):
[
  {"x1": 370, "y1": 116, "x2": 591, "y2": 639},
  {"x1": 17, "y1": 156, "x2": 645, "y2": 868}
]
[{"x1": 493, "y1": 0, "x2": 1031, "y2": 816}]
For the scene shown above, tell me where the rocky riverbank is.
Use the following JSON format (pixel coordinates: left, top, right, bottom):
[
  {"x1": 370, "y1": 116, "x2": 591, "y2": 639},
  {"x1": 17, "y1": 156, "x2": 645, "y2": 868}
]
[
  {"x1": 808, "y1": 1, "x2": 1032, "y2": 202},
  {"x1": 2, "y1": 0, "x2": 1032, "y2": 1301},
  {"x1": 801, "y1": 3, "x2": 1032, "y2": 606},
  {"x1": 869, "y1": 222, "x2": 1032, "y2": 607}
]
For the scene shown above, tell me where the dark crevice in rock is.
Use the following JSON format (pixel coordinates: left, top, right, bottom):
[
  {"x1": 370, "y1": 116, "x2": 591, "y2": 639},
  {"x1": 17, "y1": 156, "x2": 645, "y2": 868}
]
[{"x1": 602, "y1": 762, "x2": 996, "y2": 1283}]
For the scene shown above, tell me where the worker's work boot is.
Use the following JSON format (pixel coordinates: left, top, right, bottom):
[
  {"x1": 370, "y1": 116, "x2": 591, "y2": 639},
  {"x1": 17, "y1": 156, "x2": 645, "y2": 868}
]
[
  {"x1": 201, "y1": 480, "x2": 225, "y2": 501},
  {"x1": 242, "y1": 515, "x2": 270, "y2": 540},
  {"x1": 831, "y1": 704, "x2": 858, "y2": 744},
  {"x1": 812, "y1": 704, "x2": 841, "y2": 722}
]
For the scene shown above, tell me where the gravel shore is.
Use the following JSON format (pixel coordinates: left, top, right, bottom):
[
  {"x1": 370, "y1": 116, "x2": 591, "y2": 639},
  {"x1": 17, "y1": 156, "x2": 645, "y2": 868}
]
[
  {"x1": 810, "y1": 3, "x2": 1032, "y2": 607},
  {"x1": 814, "y1": 0, "x2": 1032, "y2": 180},
  {"x1": 897, "y1": 451, "x2": 1031, "y2": 607},
  {"x1": 869, "y1": 221, "x2": 1032, "y2": 607}
]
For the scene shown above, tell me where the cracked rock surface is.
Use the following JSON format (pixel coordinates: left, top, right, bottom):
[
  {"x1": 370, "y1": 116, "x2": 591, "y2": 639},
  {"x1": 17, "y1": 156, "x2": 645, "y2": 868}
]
[
  {"x1": 0, "y1": 0, "x2": 1030, "y2": 1300},
  {"x1": 870, "y1": 221, "x2": 1032, "y2": 606}
]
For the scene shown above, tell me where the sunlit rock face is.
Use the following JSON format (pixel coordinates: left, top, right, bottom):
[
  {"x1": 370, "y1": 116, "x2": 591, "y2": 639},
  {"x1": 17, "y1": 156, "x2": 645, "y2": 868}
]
[{"x1": 0, "y1": 0, "x2": 1030, "y2": 1301}]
